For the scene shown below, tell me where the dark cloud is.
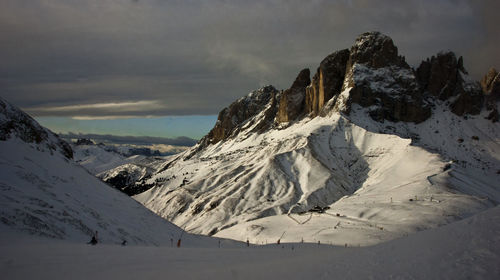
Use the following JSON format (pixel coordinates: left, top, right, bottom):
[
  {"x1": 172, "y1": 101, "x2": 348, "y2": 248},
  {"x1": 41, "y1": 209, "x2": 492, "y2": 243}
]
[{"x1": 0, "y1": 0, "x2": 497, "y2": 118}]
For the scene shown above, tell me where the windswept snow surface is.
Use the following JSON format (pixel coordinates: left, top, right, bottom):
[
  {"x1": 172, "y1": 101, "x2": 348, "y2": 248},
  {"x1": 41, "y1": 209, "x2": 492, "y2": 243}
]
[
  {"x1": 135, "y1": 99, "x2": 499, "y2": 246},
  {"x1": 0, "y1": 137, "x2": 225, "y2": 246},
  {"x1": 1, "y1": 205, "x2": 499, "y2": 280},
  {"x1": 72, "y1": 144, "x2": 133, "y2": 175}
]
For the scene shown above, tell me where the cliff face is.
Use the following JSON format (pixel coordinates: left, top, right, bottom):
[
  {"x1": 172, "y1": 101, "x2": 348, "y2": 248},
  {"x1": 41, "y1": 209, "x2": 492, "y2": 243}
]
[
  {"x1": 416, "y1": 52, "x2": 483, "y2": 116},
  {"x1": 201, "y1": 31, "x2": 498, "y2": 146},
  {"x1": 305, "y1": 49, "x2": 350, "y2": 117},
  {"x1": 340, "y1": 32, "x2": 430, "y2": 123},
  {"x1": 201, "y1": 85, "x2": 279, "y2": 145},
  {"x1": 481, "y1": 68, "x2": 500, "y2": 122},
  {"x1": 276, "y1": 68, "x2": 310, "y2": 123}
]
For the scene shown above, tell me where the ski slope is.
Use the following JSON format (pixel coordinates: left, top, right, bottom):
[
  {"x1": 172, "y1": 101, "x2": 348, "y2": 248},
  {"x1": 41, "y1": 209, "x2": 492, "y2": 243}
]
[
  {"x1": 0, "y1": 97, "x2": 227, "y2": 246},
  {"x1": 2, "y1": 204, "x2": 499, "y2": 280}
]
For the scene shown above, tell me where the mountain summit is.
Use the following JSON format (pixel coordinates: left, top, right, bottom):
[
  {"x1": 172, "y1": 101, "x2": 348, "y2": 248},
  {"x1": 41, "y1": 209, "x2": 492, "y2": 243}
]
[
  {"x1": 109, "y1": 32, "x2": 500, "y2": 245},
  {"x1": 196, "y1": 32, "x2": 494, "y2": 149}
]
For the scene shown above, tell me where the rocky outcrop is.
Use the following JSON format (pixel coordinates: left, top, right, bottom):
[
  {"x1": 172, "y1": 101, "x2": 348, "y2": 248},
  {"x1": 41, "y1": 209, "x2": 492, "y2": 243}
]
[
  {"x1": 0, "y1": 97, "x2": 73, "y2": 159},
  {"x1": 449, "y1": 85, "x2": 484, "y2": 116},
  {"x1": 200, "y1": 31, "x2": 495, "y2": 149},
  {"x1": 346, "y1": 31, "x2": 406, "y2": 70},
  {"x1": 416, "y1": 52, "x2": 465, "y2": 100},
  {"x1": 276, "y1": 68, "x2": 310, "y2": 123},
  {"x1": 201, "y1": 85, "x2": 279, "y2": 145},
  {"x1": 481, "y1": 68, "x2": 500, "y2": 122},
  {"x1": 340, "y1": 32, "x2": 431, "y2": 123},
  {"x1": 305, "y1": 49, "x2": 349, "y2": 117},
  {"x1": 416, "y1": 52, "x2": 483, "y2": 116},
  {"x1": 75, "y1": 138, "x2": 95, "y2": 145}
]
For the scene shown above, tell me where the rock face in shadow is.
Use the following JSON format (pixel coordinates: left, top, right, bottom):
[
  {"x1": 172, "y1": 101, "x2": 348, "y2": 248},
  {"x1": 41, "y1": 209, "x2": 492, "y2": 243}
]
[
  {"x1": 416, "y1": 52, "x2": 483, "y2": 116},
  {"x1": 305, "y1": 49, "x2": 350, "y2": 117},
  {"x1": 346, "y1": 31, "x2": 405, "y2": 70},
  {"x1": 481, "y1": 68, "x2": 500, "y2": 122},
  {"x1": 276, "y1": 68, "x2": 310, "y2": 123},
  {"x1": 416, "y1": 52, "x2": 465, "y2": 100},
  {"x1": 0, "y1": 97, "x2": 73, "y2": 159},
  {"x1": 340, "y1": 32, "x2": 431, "y2": 123}
]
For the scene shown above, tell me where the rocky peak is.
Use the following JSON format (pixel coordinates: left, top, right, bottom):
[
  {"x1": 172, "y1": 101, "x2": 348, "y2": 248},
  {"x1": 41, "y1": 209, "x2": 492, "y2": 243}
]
[
  {"x1": 305, "y1": 49, "x2": 350, "y2": 117},
  {"x1": 199, "y1": 31, "x2": 496, "y2": 149},
  {"x1": 481, "y1": 68, "x2": 500, "y2": 95},
  {"x1": 416, "y1": 51, "x2": 466, "y2": 100},
  {"x1": 0, "y1": 97, "x2": 73, "y2": 159},
  {"x1": 276, "y1": 68, "x2": 310, "y2": 123},
  {"x1": 347, "y1": 31, "x2": 406, "y2": 70},
  {"x1": 339, "y1": 32, "x2": 430, "y2": 123},
  {"x1": 201, "y1": 85, "x2": 279, "y2": 145},
  {"x1": 481, "y1": 68, "x2": 500, "y2": 122},
  {"x1": 416, "y1": 52, "x2": 483, "y2": 116}
]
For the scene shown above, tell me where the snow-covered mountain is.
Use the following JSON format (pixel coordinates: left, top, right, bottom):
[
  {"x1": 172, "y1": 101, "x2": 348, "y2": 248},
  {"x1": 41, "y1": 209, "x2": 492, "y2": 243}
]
[
  {"x1": 0, "y1": 97, "x2": 224, "y2": 246},
  {"x1": 72, "y1": 141, "x2": 132, "y2": 175},
  {"x1": 130, "y1": 32, "x2": 499, "y2": 245},
  {"x1": 97, "y1": 156, "x2": 167, "y2": 196}
]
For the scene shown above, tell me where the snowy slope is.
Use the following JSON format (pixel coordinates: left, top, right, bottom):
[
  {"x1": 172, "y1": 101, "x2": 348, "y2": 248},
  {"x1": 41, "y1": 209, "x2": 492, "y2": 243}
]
[
  {"x1": 135, "y1": 102, "x2": 498, "y2": 245},
  {"x1": 72, "y1": 143, "x2": 133, "y2": 175},
  {"x1": 0, "y1": 97, "x2": 226, "y2": 246},
  {"x1": 97, "y1": 155, "x2": 167, "y2": 195},
  {"x1": 131, "y1": 33, "x2": 499, "y2": 245},
  {"x1": 2, "y1": 204, "x2": 499, "y2": 280}
]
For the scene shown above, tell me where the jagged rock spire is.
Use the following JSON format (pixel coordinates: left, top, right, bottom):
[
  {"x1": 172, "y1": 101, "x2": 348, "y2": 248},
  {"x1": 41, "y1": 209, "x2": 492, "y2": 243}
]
[
  {"x1": 276, "y1": 68, "x2": 310, "y2": 123},
  {"x1": 416, "y1": 52, "x2": 483, "y2": 116},
  {"x1": 481, "y1": 68, "x2": 500, "y2": 122},
  {"x1": 305, "y1": 49, "x2": 350, "y2": 117}
]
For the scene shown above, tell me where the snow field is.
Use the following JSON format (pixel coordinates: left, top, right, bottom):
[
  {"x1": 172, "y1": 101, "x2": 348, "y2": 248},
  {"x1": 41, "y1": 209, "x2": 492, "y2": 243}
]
[
  {"x1": 136, "y1": 105, "x2": 498, "y2": 245},
  {"x1": 2, "y1": 205, "x2": 499, "y2": 280}
]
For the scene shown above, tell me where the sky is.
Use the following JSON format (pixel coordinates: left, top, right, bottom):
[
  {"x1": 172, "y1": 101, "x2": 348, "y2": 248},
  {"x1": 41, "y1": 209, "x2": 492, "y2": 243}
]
[{"x1": 1, "y1": 0, "x2": 499, "y2": 139}]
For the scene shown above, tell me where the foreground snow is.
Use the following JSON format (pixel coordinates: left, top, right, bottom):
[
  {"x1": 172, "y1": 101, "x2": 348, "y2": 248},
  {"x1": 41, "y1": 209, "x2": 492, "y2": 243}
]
[
  {"x1": 0, "y1": 136, "x2": 226, "y2": 246},
  {"x1": 2, "y1": 205, "x2": 499, "y2": 280}
]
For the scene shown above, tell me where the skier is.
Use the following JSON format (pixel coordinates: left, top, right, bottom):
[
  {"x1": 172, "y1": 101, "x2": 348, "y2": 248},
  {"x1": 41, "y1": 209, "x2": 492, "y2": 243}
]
[{"x1": 88, "y1": 231, "x2": 98, "y2": 245}]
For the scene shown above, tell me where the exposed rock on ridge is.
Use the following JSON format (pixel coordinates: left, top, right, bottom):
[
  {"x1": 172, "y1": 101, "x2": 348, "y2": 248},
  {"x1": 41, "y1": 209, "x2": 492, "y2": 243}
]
[
  {"x1": 0, "y1": 97, "x2": 73, "y2": 159},
  {"x1": 276, "y1": 68, "x2": 310, "y2": 123},
  {"x1": 416, "y1": 52, "x2": 483, "y2": 116},
  {"x1": 346, "y1": 31, "x2": 406, "y2": 69},
  {"x1": 305, "y1": 49, "x2": 350, "y2": 117},
  {"x1": 481, "y1": 68, "x2": 500, "y2": 122},
  {"x1": 201, "y1": 31, "x2": 497, "y2": 145},
  {"x1": 201, "y1": 85, "x2": 279, "y2": 145},
  {"x1": 341, "y1": 32, "x2": 430, "y2": 123}
]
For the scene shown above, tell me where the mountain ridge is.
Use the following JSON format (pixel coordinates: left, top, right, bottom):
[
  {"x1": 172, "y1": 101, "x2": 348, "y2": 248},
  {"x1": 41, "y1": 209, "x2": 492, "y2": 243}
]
[
  {"x1": 197, "y1": 32, "x2": 497, "y2": 149},
  {"x1": 125, "y1": 32, "x2": 499, "y2": 244}
]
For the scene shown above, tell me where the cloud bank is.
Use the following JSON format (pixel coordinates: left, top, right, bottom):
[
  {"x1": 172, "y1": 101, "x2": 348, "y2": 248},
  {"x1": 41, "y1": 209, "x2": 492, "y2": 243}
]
[{"x1": 1, "y1": 0, "x2": 498, "y2": 119}]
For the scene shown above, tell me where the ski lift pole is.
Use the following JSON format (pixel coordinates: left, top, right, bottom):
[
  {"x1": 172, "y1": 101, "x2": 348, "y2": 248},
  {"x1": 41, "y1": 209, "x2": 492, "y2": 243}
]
[{"x1": 277, "y1": 231, "x2": 286, "y2": 245}]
